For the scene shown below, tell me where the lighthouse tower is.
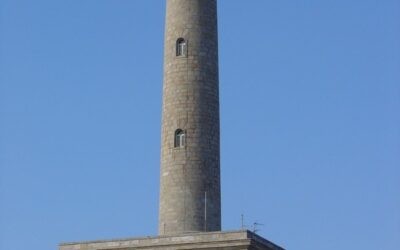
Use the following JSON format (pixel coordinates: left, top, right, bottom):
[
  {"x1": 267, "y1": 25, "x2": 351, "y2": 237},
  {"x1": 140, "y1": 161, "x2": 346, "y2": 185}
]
[
  {"x1": 159, "y1": 0, "x2": 221, "y2": 235},
  {"x1": 59, "y1": 1, "x2": 285, "y2": 249}
]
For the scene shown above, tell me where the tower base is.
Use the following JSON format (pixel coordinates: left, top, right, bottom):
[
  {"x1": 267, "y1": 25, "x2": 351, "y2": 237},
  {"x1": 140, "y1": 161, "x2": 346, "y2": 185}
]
[{"x1": 59, "y1": 230, "x2": 284, "y2": 250}]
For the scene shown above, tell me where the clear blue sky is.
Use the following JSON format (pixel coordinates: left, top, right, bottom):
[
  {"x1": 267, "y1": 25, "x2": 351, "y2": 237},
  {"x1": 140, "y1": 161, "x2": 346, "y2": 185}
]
[{"x1": 1, "y1": 1, "x2": 399, "y2": 249}]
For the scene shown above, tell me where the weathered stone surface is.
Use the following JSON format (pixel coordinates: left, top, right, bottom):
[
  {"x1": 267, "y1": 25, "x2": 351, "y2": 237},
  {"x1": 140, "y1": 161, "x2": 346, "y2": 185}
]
[
  {"x1": 59, "y1": 230, "x2": 284, "y2": 250},
  {"x1": 159, "y1": 0, "x2": 221, "y2": 235}
]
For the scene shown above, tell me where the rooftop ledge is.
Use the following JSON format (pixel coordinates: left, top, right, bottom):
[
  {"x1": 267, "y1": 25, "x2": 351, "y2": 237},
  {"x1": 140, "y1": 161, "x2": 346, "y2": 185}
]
[{"x1": 59, "y1": 230, "x2": 284, "y2": 250}]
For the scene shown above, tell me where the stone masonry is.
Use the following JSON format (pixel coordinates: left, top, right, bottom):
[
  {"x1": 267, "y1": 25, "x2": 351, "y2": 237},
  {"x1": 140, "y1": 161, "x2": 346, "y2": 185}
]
[
  {"x1": 159, "y1": 0, "x2": 221, "y2": 235},
  {"x1": 59, "y1": 1, "x2": 285, "y2": 249}
]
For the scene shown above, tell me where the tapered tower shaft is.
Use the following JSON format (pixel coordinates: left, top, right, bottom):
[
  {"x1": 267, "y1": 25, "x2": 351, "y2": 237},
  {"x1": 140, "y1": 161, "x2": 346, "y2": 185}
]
[{"x1": 159, "y1": 0, "x2": 220, "y2": 235}]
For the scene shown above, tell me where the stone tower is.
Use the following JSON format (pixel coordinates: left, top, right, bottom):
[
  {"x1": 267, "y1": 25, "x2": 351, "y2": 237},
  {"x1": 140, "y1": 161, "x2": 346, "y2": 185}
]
[
  {"x1": 59, "y1": 1, "x2": 285, "y2": 249},
  {"x1": 159, "y1": 0, "x2": 221, "y2": 235}
]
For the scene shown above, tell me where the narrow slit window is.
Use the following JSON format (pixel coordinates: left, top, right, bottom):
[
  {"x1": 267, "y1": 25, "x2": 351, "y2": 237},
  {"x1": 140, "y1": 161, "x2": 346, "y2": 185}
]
[
  {"x1": 175, "y1": 129, "x2": 186, "y2": 148},
  {"x1": 176, "y1": 38, "x2": 186, "y2": 57}
]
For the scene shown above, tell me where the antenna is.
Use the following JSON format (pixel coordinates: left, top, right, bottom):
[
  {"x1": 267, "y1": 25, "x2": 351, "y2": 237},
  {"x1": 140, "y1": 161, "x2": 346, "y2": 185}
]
[
  {"x1": 204, "y1": 192, "x2": 207, "y2": 232},
  {"x1": 252, "y1": 222, "x2": 264, "y2": 234},
  {"x1": 241, "y1": 214, "x2": 244, "y2": 229}
]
